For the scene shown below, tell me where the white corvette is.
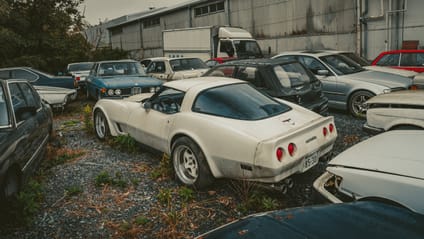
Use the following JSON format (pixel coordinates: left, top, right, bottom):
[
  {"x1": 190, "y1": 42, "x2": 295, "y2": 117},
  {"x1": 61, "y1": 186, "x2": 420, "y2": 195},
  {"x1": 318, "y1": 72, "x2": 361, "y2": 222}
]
[{"x1": 93, "y1": 77, "x2": 337, "y2": 188}]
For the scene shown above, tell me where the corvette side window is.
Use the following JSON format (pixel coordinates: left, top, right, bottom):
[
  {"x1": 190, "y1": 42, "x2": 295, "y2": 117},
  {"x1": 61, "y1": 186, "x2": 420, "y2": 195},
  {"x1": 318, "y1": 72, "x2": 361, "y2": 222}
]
[{"x1": 150, "y1": 87, "x2": 184, "y2": 114}]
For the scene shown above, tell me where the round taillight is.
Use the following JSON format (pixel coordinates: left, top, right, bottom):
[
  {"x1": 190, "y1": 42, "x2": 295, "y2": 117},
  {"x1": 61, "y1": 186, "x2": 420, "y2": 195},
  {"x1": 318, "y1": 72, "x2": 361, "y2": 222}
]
[
  {"x1": 276, "y1": 148, "x2": 284, "y2": 162},
  {"x1": 323, "y1": 127, "x2": 328, "y2": 137},
  {"x1": 75, "y1": 76, "x2": 81, "y2": 81},
  {"x1": 329, "y1": 123, "x2": 334, "y2": 133},
  {"x1": 288, "y1": 143, "x2": 296, "y2": 156}
]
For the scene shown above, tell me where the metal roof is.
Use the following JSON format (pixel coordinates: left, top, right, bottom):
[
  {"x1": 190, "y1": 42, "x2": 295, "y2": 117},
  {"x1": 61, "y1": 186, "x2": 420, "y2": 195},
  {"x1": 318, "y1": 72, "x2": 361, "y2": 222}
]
[{"x1": 106, "y1": 0, "x2": 208, "y2": 29}]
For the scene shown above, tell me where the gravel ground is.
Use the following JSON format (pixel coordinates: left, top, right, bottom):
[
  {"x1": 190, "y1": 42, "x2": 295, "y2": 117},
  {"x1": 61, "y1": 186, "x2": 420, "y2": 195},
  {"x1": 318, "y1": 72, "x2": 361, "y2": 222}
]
[{"x1": 0, "y1": 99, "x2": 370, "y2": 239}]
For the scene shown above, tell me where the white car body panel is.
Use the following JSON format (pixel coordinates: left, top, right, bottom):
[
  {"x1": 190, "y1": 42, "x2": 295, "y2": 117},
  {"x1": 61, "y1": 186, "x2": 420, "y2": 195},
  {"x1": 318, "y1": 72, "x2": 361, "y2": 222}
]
[
  {"x1": 365, "y1": 90, "x2": 424, "y2": 132},
  {"x1": 314, "y1": 130, "x2": 424, "y2": 214},
  {"x1": 145, "y1": 57, "x2": 209, "y2": 81},
  {"x1": 34, "y1": 85, "x2": 77, "y2": 109},
  {"x1": 363, "y1": 65, "x2": 418, "y2": 78},
  {"x1": 94, "y1": 77, "x2": 337, "y2": 182}
]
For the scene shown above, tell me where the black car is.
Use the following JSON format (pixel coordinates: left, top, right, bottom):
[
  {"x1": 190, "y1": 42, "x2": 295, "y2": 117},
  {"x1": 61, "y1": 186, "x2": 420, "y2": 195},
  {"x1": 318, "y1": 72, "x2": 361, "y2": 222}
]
[
  {"x1": 203, "y1": 58, "x2": 328, "y2": 115},
  {"x1": 197, "y1": 201, "x2": 424, "y2": 239},
  {"x1": 0, "y1": 67, "x2": 76, "y2": 89},
  {"x1": 0, "y1": 79, "x2": 52, "y2": 201}
]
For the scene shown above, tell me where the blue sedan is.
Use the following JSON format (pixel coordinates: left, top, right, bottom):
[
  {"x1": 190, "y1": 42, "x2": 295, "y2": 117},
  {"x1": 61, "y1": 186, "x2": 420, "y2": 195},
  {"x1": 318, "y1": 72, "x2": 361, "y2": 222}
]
[
  {"x1": 86, "y1": 60, "x2": 163, "y2": 100},
  {"x1": 0, "y1": 79, "x2": 53, "y2": 201},
  {"x1": 0, "y1": 67, "x2": 76, "y2": 89}
]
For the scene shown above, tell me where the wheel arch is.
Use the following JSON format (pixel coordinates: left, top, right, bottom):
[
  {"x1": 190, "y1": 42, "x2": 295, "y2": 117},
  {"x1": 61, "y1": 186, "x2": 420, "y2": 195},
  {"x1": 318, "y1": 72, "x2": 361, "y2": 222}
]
[
  {"x1": 170, "y1": 132, "x2": 223, "y2": 178},
  {"x1": 358, "y1": 196, "x2": 412, "y2": 211},
  {"x1": 93, "y1": 106, "x2": 119, "y2": 136}
]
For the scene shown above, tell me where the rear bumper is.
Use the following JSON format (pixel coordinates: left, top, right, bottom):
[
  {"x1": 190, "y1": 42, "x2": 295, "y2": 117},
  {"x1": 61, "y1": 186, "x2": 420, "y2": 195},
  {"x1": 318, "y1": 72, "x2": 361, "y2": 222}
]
[{"x1": 313, "y1": 171, "x2": 343, "y2": 203}]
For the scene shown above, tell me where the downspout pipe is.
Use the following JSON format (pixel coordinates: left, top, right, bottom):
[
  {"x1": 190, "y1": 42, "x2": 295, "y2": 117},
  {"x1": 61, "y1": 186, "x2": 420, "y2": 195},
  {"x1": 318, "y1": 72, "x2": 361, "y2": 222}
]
[{"x1": 386, "y1": 0, "x2": 407, "y2": 50}]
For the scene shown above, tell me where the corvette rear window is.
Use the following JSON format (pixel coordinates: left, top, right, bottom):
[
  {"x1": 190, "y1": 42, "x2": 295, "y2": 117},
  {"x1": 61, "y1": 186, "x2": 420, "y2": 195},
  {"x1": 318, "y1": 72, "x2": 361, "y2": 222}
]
[{"x1": 192, "y1": 83, "x2": 291, "y2": 120}]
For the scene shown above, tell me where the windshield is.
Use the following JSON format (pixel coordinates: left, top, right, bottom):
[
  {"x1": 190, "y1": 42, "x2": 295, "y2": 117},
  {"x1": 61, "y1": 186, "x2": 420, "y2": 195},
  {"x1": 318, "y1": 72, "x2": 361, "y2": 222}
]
[
  {"x1": 193, "y1": 83, "x2": 291, "y2": 120},
  {"x1": 0, "y1": 85, "x2": 10, "y2": 127},
  {"x1": 68, "y1": 62, "x2": 94, "y2": 72},
  {"x1": 320, "y1": 54, "x2": 364, "y2": 75},
  {"x1": 169, "y1": 58, "x2": 208, "y2": 71},
  {"x1": 99, "y1": 62, "x2": 146, "y2": 76},
  {"x1": 340, "y1": 52, "x2": 370, "y2": 66},
  {"x1": 274, "y1": 62, "x2": 313, "y2": 88},
  {"x1": 234, "y1": 40, "x2": 263, "y2": 58}
]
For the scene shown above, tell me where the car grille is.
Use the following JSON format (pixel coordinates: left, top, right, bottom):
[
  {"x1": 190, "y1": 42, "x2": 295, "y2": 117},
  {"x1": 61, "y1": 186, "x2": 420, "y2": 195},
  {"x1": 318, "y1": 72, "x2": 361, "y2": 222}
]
[{"x1": 120, "y1": 87, "x2": 151, "y2": 96}]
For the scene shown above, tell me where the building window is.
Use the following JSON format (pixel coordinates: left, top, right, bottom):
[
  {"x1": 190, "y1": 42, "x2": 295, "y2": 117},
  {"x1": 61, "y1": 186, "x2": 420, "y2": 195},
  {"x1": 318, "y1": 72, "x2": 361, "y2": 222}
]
[
  {"x1": 144, "y1": 17, "x2": 160, "y2": 28},
  {"x1": 194, "y1": 1, "x2": 225, "y2": 17}
]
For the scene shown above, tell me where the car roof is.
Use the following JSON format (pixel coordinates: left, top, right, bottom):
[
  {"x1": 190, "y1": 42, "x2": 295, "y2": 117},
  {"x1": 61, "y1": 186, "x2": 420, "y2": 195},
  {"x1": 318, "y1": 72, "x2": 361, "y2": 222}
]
[
  {"x1": 378, "y1": 49, "x2": 424, "y2": 54},
  {"x1": 148, "y1": 57, "x2": 204, "y2": 61},
  {"x1": 366, "y1": 90, "x2": 424, "y2": 105},
  {"x1": 164, "y1": 76, "x2": 243, "y2": 92},
  {"x1": 221, "y1": 57, "x2": 298, "y2": 66},
  {"x1": 275, "y1": 50, "x2": 336, "y2": 58},
  {"x1": 198, "y1": 201, "x2": 424, "y2": 239},
  {"x1": 328, "y1": 130, "x2": 424, "y2": 179},
  {"x1": 96, "y1": 59, "x2": 138, "y2": 64}
]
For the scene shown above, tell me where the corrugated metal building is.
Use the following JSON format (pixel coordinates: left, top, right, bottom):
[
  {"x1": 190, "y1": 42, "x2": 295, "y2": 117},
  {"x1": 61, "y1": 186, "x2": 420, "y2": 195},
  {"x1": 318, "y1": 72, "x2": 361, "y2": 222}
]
[{"x1": 100, "y1": 0, "x2": 423, "y2": 60}]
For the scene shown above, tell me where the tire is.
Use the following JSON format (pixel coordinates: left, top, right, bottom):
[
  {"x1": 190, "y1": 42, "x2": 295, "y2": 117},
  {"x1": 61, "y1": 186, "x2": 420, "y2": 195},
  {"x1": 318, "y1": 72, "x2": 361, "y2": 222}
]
[
  {"x1": 172, "y1": 137, "x2": 214, "y2": 189},
  {"x1": 0, "y1": 168, "x2": 20, "y2": 201},
  {"x1": 94, "y1": 110, "x2": 110, "y2": 140},
  {"x1": 348, "y1": 91, "x2": 374, "y2": 118}
]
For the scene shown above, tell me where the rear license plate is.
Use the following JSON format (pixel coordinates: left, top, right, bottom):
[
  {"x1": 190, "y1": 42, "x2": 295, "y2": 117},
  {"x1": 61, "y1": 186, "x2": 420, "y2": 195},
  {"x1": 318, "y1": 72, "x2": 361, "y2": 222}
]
[{"x1": 302, "y1": 151, "x2": 319, "y2": 172}]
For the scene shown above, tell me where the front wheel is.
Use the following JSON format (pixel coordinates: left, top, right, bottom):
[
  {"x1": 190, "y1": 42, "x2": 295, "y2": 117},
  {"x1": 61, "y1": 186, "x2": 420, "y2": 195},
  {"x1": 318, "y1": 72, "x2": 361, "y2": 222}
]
[
  {"x1": 172, "y1": 137, "x2": 214, "y2": 189},
  {"x1": 348, "y1": 91, "x2": 374, "y2": 118},
  {"x1": 94, "y1": 110, "x2": 110, "y2": 140}
]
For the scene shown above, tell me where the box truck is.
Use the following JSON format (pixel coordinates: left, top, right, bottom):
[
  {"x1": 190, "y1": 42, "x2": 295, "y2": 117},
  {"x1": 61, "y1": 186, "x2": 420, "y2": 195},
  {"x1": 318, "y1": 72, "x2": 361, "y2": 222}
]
[{"x1": 162, "y1": 26, "x2": 263, "y2": 61}]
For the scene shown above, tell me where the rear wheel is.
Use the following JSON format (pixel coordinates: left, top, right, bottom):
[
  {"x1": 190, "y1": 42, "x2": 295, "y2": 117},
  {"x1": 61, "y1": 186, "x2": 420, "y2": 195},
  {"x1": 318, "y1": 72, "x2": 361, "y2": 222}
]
[
  {"x1": 94, "y1": 110, "x2": 110, "y2": 140},
  {"x1": 0, "y1": 168, "x2": 20, "y2": 201},
  {"x1": 172, "y1": 137, "x2": 214, "y2": 189},
  {"x1": 348, "y1": 91, "x2": 374, "y2": 118}
]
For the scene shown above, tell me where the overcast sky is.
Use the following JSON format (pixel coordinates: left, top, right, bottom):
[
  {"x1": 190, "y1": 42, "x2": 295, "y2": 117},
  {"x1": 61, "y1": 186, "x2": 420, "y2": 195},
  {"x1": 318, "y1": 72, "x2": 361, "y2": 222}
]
[{"x1": 80, "y1": 0, "x2": 189, "y2": 25}]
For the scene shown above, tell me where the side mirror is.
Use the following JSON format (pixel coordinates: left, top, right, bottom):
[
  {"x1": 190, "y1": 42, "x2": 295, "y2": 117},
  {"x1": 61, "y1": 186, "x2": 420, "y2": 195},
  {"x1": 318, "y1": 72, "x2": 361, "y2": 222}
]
[
  {"x1": 317, "y1": 69, "x2": 329, "y2": 76},
  {"x1": 144, "y1": 101, "x2": 152, "y2": 110}
]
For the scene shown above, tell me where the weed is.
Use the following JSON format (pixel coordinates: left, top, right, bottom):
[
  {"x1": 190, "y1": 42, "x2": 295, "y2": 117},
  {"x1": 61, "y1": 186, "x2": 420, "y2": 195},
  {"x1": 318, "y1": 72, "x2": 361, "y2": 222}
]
[
  {"x1": 44, "y1": 148, "x2": 85, "y2": 169},
  {"x1": 134, "y1": 216, "x2": 149, "y2": 225},
  {"x1": 111, "y1": 134, "x2": 138, "y2": 153},
  {"x1": 65, "y1": 185, "x2": 83, "y2": 197},
  {"x1": 150, "y1": 153, "x2": 173, "y2": 180},
  {"x1": 95, "y1": 171, "x2": 112, "y2": 187},
  {"x1": 261, "y1": 196, "x2": 279, "y2": 210},
  {"x1": 94, "y1": 171, "x2": 128, "y2": 189},
  {"x1": 178, "y1": 186, "x2": 194, "y2": 203},
  {"x1": 118, "y1": 220, "x2": 132, "y2": 232},
  {"x1": 157, "y1": 188, "x2": 172, "y2": 205},
  {"x1": 130, "y1": 178, "x2": 139, "y2": 186},
  {"x1": 82, "y1": 104, "x2": 94, "y2": 134},
  {"x1": 62, "y1": 119, "x2": 80, "y2": 127}
]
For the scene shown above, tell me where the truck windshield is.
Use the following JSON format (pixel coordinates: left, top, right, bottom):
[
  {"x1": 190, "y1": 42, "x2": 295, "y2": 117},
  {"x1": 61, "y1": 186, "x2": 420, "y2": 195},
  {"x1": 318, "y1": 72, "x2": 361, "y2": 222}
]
[
  {"x1": 0, "y1": 85, "x2": 10, "y2": 127},
  {"x1": 234, "y1": 40, "x2": 263, "y2": 58}
]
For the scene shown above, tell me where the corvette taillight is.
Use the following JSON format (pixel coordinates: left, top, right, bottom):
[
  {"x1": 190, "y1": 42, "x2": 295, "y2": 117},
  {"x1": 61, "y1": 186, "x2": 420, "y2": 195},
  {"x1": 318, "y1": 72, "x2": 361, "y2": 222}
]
[
  {"x1": 276, "y1": 147, "x2": 284, "y2": 161},
  {"x1": 323, "y1": 127, "x2": 328, "y2": 137},
  {"x1": 288, "y1": 143, "x2": 296, "y2": 156},
  {"x1": 329, "y1": 123, "x2": 334, "y2": 133},
  {"x1": 75, "y1": 76, "x2": 81, "y2": 81}
]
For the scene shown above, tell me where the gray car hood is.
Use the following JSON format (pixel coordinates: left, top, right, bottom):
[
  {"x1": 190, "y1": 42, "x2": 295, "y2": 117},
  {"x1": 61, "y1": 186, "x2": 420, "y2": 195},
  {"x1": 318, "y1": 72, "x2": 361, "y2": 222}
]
[{"x1": 342, "y1": 70, "x2": 412, "y2": 88}]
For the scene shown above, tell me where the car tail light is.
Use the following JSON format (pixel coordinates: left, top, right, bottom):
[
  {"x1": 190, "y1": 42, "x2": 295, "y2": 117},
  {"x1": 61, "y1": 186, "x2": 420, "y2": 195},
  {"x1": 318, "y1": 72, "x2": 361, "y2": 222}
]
[
  {"x1": 100, "y1": 88, "x2": 107, "y2": 94},
  {"x1": 323, "y1": 127, "x2": 328, "y2": 137},
  {"x1": 75, "y1": 76, "x2": 81, "y2": 81},
  {"x1": 288, "y1": 143, "x2": 296, "y2": 156},
  {"x1": 276, "y1": 147, "x2": 284, "y2": 162},
  {"x1": 329, "y1": 123, "x2": 334, "y2": 133},
  {"x1": 410, "y1": 85, "x2": 418, "y2": 90}
]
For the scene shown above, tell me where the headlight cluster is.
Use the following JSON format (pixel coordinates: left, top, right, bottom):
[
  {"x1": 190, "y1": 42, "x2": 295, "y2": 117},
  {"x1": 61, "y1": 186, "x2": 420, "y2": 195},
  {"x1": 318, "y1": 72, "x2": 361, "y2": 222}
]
[
  {"x1": 150, "y1": 86, "x2": 161, "y2": 93},
  {"x1": 107, "y1": 89, "x2": 122, "y2": 96}
]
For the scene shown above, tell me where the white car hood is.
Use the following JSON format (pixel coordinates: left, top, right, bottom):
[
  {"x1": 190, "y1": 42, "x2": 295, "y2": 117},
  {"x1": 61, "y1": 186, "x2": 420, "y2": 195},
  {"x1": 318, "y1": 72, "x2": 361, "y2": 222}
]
[
  {"x1": 328, "y1": 130, "x2": 424, "y2": 179},
  {"x1": 364, "y1": 66, "x2": 418, "y2": 78},
  {"x1": 175, "y1": 69, "x2": 208, "y2": 79},
  {"x1": 341, "y1": 70, "x2": 412, "y2": 88},
  {"x1": 366, "y1": 90, "x2": 424, "y2": 105}
]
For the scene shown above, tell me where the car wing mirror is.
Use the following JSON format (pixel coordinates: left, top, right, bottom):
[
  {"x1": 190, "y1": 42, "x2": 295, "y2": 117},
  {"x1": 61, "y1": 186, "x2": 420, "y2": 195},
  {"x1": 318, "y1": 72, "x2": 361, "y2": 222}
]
[{"x1": 317, "y1": 69, "x2": 329, "y2": 76}]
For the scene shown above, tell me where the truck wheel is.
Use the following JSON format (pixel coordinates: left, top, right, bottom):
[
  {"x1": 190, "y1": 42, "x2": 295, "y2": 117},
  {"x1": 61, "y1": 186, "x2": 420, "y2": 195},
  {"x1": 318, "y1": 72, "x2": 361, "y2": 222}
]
[
  {"x1": 348, "y1": 91, "x2": 374, "y2": 118},
  {"x1": 172, "y1": 137, "x2": 214, "y2": 189}
]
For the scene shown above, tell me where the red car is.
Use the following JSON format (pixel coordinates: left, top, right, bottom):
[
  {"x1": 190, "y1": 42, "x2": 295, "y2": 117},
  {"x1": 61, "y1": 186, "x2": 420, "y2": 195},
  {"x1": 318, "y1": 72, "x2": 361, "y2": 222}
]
[
  {"x1": 371, "y1": 49, "x2": 424, "y2": 73},
  {"x1": 205, "y1": 57, "x2": 236, "y2": 67}
]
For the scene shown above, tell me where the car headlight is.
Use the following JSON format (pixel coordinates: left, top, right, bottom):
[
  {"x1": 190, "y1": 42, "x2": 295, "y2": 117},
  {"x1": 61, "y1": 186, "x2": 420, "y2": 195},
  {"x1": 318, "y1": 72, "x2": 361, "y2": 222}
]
[
  {"x1": 150, "y1": 87, "x2": 155, "y2": 93},
  {"x1": 155, "y1": 86, "x2": 161, "y2": 92},
  {"x1": 115, "y1": 89, "x2": 121, "y2": 95},
  {"x1": 383, "y1": 89, "x2": 391, "y2": 94},
  {"x1": 107, "y1": 89, "x2": 114, "y2": 96}
]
